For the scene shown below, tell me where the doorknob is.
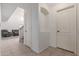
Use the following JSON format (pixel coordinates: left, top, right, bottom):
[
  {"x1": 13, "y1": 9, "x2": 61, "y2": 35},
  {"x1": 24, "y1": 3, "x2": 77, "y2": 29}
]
[{"x1": 57, "y1": 30, "x2": 60, "y2": 32}]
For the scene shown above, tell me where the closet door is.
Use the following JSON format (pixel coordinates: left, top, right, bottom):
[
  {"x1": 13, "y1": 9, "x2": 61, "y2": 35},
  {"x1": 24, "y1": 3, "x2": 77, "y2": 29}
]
[{"x1": 56, "y1": 5, "x2": 76, "y2": 53}]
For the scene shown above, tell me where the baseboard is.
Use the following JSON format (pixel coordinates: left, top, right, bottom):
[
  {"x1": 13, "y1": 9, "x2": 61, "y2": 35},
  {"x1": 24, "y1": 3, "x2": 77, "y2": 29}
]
[{"x1": 57, "y1": 47, "x2": 75, "y2": 54}]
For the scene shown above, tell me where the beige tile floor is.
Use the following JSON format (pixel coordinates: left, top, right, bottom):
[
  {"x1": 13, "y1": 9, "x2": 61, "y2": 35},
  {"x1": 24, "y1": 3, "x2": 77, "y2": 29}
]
[{"x1": 0, "y1": 36, "x2": 75, "y2": 56}]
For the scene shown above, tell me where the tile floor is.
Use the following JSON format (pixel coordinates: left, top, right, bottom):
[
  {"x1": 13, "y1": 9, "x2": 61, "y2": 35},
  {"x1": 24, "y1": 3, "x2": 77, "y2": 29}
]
[{"x1": 0, "y1": 36, "x2": 75, "y2": 56}]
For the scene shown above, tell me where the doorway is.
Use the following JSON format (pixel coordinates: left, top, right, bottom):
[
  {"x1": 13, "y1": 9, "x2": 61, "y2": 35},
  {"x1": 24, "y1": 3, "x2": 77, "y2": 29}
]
[{"x1": 1, "y1": 7, "x2": 25, "y2": 55}]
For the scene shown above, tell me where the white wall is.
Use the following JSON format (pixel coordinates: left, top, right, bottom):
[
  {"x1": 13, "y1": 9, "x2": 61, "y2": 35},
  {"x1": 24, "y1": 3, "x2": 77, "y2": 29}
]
[
  {"x1": 38, "y1": 4, "x2": 50, "y2": 52},
  {"x1": 49, "y1": 9, "x2": 57, "y2": 47},
  {"x1": 1, "y1": 7, "x2": 24, "y2": 32},
  {"x1": 46, "y1": 4, "x2": 57, "y2": 47},
  {"x1": 31, "y1": 3, "x2": 57, "y2": 52},
  {"x1": 31, "y1": 3, "x2": 50, "y2": 53},
  {"x1": 31, "y1": 4, "x2": 40, "y2": 52},
  {"x1": 38, "y1": 3, "x2": 59, "y2": 48},
  {"x1": 39, "y1": 4, "x2": 50, "y2": 32}
]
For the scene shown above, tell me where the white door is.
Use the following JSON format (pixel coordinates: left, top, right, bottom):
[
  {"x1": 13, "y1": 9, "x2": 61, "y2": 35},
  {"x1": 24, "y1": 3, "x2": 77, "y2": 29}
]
[
  {"x1": 24, "y1": 9, "x2": 32, "y2": 48},
  {"x1": 56, "y1": 5, "x2": 76, "y2": 53}
]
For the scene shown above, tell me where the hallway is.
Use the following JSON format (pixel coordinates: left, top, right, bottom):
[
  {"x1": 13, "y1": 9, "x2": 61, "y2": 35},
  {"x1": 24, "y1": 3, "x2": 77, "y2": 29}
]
[{"x1": 0, "y1": 37, "x2": 75, "y2": 56}]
